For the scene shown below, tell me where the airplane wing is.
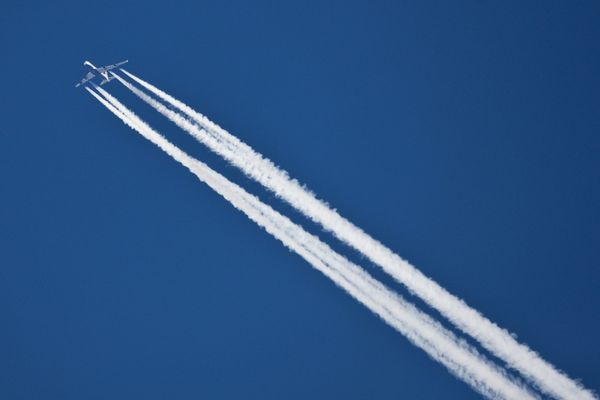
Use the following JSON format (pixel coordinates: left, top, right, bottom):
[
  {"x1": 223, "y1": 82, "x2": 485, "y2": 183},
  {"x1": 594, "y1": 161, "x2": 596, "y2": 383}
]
[
  {"x1": 104, "y1": 60, "x2": 129, "y2": 71},
  {"x1": 75, "y1": 71, "x2": 96, "y2": 88}
]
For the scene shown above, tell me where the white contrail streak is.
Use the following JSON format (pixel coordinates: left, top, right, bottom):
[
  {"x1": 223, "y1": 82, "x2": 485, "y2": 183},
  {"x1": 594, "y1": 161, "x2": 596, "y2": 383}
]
[
  {"x1": 86, "y1": 85, "x2": 537, "y2": 400},
  {"x1": 115, "y1": 69, "x2": 595, "y2": 400}
]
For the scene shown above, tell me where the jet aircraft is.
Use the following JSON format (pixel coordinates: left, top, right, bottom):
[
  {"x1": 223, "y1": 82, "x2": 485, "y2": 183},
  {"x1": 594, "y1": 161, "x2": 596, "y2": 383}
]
[{"x1": 75, "y1": 60, "x2": 128, "y2": 87}]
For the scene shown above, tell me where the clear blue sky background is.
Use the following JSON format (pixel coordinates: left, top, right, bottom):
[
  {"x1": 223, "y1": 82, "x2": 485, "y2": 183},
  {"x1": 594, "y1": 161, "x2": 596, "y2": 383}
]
[{"x1": 1, "y1": 1, "x2": 599, "y2": 399}]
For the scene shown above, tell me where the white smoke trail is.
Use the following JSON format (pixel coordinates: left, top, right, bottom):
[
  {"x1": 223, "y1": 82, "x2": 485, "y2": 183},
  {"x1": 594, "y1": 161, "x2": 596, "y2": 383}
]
[
  {"x1": 115, "y1": 70, "x2": 595, "y2": 400},
  {"x1": 86, "y1": 85, "x2": 537, "y2": 400}
]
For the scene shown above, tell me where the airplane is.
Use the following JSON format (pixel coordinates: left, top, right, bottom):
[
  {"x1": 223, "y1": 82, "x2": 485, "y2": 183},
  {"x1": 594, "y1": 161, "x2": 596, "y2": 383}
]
[{"x1": 75, "y1": 59, "x2": 128, "y2": 87}]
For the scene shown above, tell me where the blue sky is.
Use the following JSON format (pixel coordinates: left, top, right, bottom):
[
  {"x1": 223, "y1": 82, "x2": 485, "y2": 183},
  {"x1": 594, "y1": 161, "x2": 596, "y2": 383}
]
[{"x1": 1, "y1": 1, "x2": 599, "y2": 398}]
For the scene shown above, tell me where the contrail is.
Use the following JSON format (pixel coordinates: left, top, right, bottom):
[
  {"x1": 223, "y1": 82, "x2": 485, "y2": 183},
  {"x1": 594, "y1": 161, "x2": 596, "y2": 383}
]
[
  {"x1": 86, "y1": 85, "x2": 537, "y2": 400},
  {"x1": 114, "y1": 69, "x2": 595, "y2": 400}
]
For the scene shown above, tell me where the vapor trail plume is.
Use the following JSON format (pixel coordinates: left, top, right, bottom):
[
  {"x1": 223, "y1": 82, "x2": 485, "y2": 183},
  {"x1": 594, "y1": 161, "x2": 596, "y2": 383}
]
[
  {"x1": 86, "y1": 86, "x2": 537, "y2": 400},
  {"x1": 115, "y1": 69, "x2": 595, "y2": 400}
]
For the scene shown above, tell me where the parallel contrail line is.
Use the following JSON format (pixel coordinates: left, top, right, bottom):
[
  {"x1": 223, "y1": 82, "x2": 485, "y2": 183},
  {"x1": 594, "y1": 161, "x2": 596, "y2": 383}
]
[
  {"x1": 114, "y1": 69, "x2": 595, "y2": 400},
  {"x1": 86, "y1": 85, "x2": 536, "y2": 400}
]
